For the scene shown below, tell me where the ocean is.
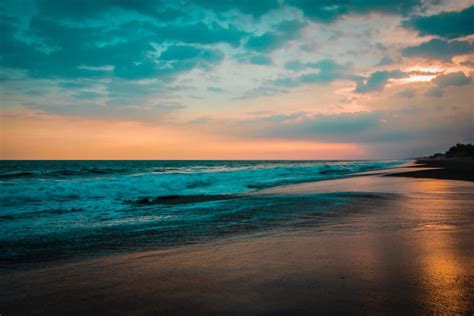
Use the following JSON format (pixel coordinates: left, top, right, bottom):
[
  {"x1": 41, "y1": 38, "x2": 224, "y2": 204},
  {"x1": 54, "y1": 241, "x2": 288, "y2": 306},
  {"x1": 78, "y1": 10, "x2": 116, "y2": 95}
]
[{"x1": 0, "y1": 160, "x2": 403, "y2": 267}]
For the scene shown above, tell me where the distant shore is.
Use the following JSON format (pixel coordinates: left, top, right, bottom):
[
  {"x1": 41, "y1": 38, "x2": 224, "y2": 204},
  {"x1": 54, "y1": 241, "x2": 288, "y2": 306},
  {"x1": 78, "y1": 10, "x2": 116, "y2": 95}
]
[{"x1": 387, "y1": 158, "x2": 474, "y2": 182}]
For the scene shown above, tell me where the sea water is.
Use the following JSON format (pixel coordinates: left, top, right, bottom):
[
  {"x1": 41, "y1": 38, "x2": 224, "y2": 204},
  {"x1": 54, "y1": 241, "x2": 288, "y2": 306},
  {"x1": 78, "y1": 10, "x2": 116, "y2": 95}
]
[{"x1": 0, "y1": 160, "x2": 403, "y2": 266}]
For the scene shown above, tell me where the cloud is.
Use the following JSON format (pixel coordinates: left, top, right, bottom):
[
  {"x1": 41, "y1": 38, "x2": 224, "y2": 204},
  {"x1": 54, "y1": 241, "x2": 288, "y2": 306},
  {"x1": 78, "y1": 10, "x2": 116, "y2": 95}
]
[
  {"x1": 235, "y1": 53, "x2": 273, "y2": 65},
  {"x1": 153, "y1": 45, "x2": 224, "y2": 77},
  {"x1": 0, "y1": 13, "x2": 242, "y2": 80},
  {"x1": 282, "y1": 63, "x2": 407, "y2": 94},
  {"x1": 245, "y1": 33, "x2": 281, "y2": 51},
  {"x1": 159, "y1": 45, "x2": 205, "y2": 60},
  {"x1": 376, "y1": 56, "x2": 394, "y2": 66},
  {"x1": 35, "y1": 0, "x2": 183, "y2": 21},
  {"x1": 425, "y1": 87, "x2": 444, "y2": 97},
  {"x1": 278, "y1": 59, "x2": 349, "y2": 85},
  {"x1": 229, "y1": 111, "x2": 413, "y2": 143},
  {"x1": 402, "y1": 39, "x2": 474, "y2": 61},
  {"x1": 284, "y1": 1, "x2": 347, "y2": 23},
  {"x1": 29, "y1": 100, "x2": 187, "y2": 122},
  {"x1": 397, "y1": 88, "x2": 416, "y2": 98},
  {"x1": 432, "y1": 71, "x2": 472, "y2": 87},
  {"x1": 154, "y1": 22, "x2": 247, "y2": 47},
  {"x1": 460, "y1": 60, "x2": 474, "y2": 67},
  {"x1": 344, "y1": 0, "x2": 421, "y2": 15},
  {"x1": 244, "y1": 20, "x2": 305, "y2": 52},
  {"x1": 72, "y1": 91, "x2": 104, "y2": 100},
  {"x1": 190, "y1": 0, "x2": 279, "y2": 17},
  {"x1": 59, "y1": 81, "x2": 95, "y2": 89},
  {"x1": 113, "y1": 60, "x2": 158, "y2": 80},
  {"x1": 114, "y1": 45, "x2": 223, "y2": 79},
  {"x1": 235, "y1": 59, "x2": 348, "y2": 98},
  {"x1": 285, "y1": 59, "x2": 347, "y2": 73},
  {"x1": 105, "y1": 79, "x2": 168, "y2": 105},
  {"x1": 234, "y1": 85, "x2": 289, "y2": 100},
  {"x1": 403, "y1": 5, "x2": 474, "y2": 39},
  {"x1": 241, "y1": 59, "x2": 392, "y2": 98},
  {"x1": 249, "y1": 55, "x2": 273, "y2": 65},
  {"x1": 207, "y1": 86, "x2": 224, "y2": 92},
  {"x1": 355, "y1": 70, "x2": 406, "y2": 93},
  {"x1": 286, "y1": 0, "x2": 422, "y2": 23},
  {"x1": 426, "y1": 71, "x2": 472, "y2": 97}
]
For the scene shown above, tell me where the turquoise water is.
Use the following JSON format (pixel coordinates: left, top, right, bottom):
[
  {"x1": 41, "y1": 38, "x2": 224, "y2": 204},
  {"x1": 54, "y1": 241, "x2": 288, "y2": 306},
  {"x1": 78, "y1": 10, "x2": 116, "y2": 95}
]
[{"x1": 0, "y1": 160, "x2": 403, "y2": 266}]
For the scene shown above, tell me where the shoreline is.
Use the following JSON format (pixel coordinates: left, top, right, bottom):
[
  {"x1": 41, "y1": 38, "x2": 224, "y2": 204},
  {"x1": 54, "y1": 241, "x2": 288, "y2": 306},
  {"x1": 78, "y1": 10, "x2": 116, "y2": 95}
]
[
  {"x1": 256, "y1": 161, "x2": 473, "y2": 196},
  {"x1": 1, "y1": 162, "x2": 474, "y2": 314},
  {"x1": 386, "y1": 158, "x2": 474, "y2": 182}
]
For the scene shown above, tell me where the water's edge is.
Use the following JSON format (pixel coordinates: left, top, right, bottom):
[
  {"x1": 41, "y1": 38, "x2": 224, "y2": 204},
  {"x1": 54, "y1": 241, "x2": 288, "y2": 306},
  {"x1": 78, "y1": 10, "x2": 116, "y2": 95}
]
[{"x1": 0, "y1": 160, "x2": 404, "y2": 268}]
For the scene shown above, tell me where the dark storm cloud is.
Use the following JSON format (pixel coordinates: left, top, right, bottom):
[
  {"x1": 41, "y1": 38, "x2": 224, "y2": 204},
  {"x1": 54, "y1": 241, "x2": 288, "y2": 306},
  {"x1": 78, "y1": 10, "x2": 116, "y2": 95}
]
[
  {"x1": 402, "y1": 39, "x2": 474, "y2": 61},
  {"x1": 244, "y1": 20, "x2": 306, "y2": 52},
  {"x1": 0, "y1": 0, "x2": 436, "y2": 84},
  {"x1": 285, "y1": 0, "x2": 422, "y2": 23},
  {"x1": 0, "y1": 14, "x2": 236, "y2": 80},
  {"x1": 2, "y1": 0, "x2": 470, "y2": 121},
  {"x1": 355, "y1": 70, "x2": 406, "y2": 93},
  {"x1": 426, "y1": 71, "x2": 472, "y2": 97},
  {"x1": 188, "y1": 0, "x2": 280, "y2": 17},
  {"x1": 35, "y1": 0, "x2": 183, "y2": 21},
  {"x1": 403, "y1": 5, "x2": 474, "y2": 39},
  {"x1": 432, "y1": 71, "x2": 472, "y2": 87}
]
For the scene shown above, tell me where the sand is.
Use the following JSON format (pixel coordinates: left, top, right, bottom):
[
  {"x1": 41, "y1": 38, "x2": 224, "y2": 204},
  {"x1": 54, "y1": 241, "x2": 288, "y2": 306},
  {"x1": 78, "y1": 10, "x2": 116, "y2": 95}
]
[
  {"x1": 1, "y1": 163, "x2": 473, "y2": 315},
  {"x1": 387, "y1": 159, "x2": 474, "y2": 182}
]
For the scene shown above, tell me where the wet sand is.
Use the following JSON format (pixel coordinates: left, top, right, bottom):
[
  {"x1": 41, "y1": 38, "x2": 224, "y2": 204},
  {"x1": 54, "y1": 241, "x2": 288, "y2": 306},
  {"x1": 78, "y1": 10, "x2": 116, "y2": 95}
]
[
  {"x1": 387, "y1": 159, "x2": 474, "y2": 182},
  {"x1": 1, "y1": 164, "x2": 474, "y2": 315}
]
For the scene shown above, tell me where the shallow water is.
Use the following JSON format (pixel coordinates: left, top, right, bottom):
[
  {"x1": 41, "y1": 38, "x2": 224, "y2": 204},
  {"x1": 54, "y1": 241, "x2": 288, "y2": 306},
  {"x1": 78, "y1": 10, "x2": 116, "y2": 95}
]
[
  {"x1": 0, "y1": 160, "x2": 403, "y2": 266},
  {"x1": 2, "y1": 177, "x2": 473, "y2": 315}
]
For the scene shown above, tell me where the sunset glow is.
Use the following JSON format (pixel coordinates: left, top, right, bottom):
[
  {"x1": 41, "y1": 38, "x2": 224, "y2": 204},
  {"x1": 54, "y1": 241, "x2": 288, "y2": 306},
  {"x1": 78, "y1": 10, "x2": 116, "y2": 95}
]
[{"x1": 1, "y1": 0, "x2": 473, "y2": 159}]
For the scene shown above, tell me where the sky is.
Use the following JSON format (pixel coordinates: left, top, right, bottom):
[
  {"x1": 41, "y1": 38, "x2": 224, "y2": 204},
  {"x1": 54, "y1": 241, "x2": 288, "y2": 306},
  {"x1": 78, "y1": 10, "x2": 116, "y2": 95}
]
[{"x1": 1, "y1": 0, "x2": 473, "y2": 159}]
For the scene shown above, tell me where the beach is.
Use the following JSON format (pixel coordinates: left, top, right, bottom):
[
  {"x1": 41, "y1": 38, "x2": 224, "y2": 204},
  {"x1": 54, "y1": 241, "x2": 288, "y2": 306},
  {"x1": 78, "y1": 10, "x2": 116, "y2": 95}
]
[
  {"x1": 1, "y1": 161, "x2": 473, "y2": 315},
  {"x1": 2, "y1": 0, "x2": 473, "y2": 313}
]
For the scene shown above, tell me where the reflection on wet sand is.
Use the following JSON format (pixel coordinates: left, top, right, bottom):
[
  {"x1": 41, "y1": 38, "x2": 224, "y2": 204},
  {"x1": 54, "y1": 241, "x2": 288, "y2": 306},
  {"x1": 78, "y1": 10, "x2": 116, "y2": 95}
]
[
  {"x1": 1, "y1": 176, "x2": 473, "y2": 314},
  {"x1": 418, "y1": 231, "x2": 468, "y2": 314},
  {"x1": 260, "y1": 172, "x2": 474, "y2": 313},
  {"x1": 406, "y1": 180, "x2": 472, "y2": 314},
  {"x1": 313, "y1": 177, "x2": 474, "y2": 314}
]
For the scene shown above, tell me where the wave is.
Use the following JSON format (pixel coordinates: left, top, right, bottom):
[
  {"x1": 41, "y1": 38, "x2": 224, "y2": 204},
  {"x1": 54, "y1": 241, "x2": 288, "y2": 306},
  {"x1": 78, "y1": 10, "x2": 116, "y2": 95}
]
[
  {"x1": 0, "y1": 171, "x2": 35, "y2": 179},
  {"x1": 0, "y1": 168, "x2": 128, "y2": 179},
  {"x1": 132, "y1": 194, "x2": 242, "y2": 205},
  {"x1": 0, "y1": 160, "x2": 406, "y2": 267},
  {"x1": 0, "y1": 194, "x2": 331, "y2": 261},
  {"x1": 0, "y1": 192, "x2": 394, "y2": 266},
  {"x1": 0, "y1": 160, "x2": 404, "y2": 207},
  {"x1": 0, "y1": 207, "x2": 84, "y2": 222}
]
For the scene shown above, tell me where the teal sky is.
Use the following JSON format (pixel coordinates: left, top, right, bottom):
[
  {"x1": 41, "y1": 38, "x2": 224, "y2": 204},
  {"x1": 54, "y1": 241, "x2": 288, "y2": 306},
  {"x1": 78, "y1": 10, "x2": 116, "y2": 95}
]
[{"x1": 1, "y1": 0, "x2": 473, "y2": 159}]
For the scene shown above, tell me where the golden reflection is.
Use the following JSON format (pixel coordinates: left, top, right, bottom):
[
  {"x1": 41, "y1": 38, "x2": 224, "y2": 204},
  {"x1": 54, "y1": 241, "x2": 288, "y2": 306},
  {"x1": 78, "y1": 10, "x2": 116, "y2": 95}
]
[
  {"x1": 417, "y1": 233, "x2": 466, "y2": 314},
  {"x1": 340, "y1": 176, "x2": 473, "y2": 313},
  {"x1": 404, "y1": 185, "x2": 471, "y2": 315}
]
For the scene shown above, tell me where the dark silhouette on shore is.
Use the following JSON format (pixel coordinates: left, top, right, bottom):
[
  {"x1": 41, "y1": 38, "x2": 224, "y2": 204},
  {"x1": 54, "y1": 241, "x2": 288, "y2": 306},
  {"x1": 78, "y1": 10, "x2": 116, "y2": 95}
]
[
  {"x1": 388, "y1": 143, "x2": 474, "y2": 181},
  {"x1": 428, "y1": 143, "x2": 474, "y2": 159}
]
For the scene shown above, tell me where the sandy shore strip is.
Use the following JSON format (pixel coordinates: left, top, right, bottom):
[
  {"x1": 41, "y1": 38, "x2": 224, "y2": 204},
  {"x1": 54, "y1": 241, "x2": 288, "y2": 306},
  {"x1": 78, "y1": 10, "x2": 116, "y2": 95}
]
[
  {"x1": 1, "y1": 165, "x2": 473, "y2": 315},
  {"x1": 257, "y1": 161, "x2": 473, "y2": 195},
  {"x1": 388, "y1": 159, "x2": 474, "y2": 182}
]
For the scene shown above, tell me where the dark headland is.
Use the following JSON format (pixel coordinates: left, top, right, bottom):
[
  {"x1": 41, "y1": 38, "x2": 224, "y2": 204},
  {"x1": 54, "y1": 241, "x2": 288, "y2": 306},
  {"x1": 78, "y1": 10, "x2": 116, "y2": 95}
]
[{"x1": 389, "y1": 143, "x2": 474, "y2": 181}]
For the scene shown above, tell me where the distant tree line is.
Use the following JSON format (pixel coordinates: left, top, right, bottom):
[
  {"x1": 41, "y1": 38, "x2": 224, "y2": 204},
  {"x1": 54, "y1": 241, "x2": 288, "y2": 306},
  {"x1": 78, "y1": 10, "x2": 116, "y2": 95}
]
[{"x1": 430, "y1": 143, "x2": 474, "y2": 159}]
